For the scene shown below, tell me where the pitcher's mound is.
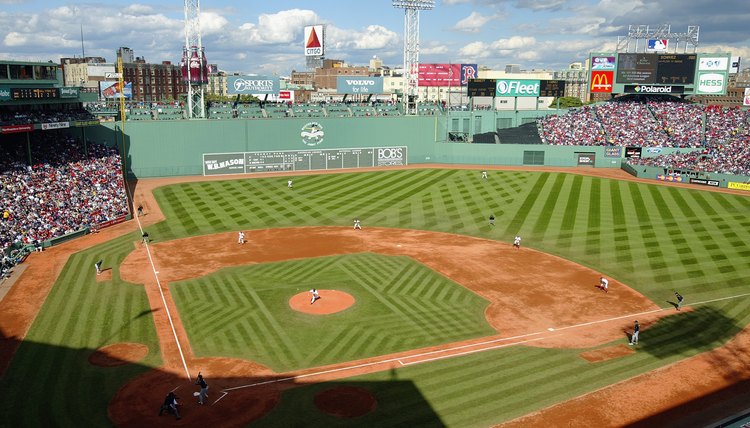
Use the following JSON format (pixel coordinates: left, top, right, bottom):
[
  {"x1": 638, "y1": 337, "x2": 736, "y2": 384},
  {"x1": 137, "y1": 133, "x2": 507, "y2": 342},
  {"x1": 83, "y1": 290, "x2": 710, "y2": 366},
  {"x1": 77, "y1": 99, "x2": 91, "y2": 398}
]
[{"x1": 289, "y1": 290, "x2": 355, "y2": 315}]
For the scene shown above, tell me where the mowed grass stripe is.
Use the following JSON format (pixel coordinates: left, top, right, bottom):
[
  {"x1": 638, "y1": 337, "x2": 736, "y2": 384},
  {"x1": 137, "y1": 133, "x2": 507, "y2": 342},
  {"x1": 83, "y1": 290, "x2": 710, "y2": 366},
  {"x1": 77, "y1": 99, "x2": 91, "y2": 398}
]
[{"x1": 503, "y1": 172, "x2": 550, "y2": 236}]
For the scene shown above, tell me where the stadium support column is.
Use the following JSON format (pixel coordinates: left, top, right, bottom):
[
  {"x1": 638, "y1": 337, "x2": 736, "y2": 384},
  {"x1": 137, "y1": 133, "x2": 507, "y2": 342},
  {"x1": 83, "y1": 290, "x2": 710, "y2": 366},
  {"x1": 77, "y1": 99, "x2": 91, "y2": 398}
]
[
  {"x1": 184, "y1": 0, "x2": 206, "y2": 119},
  {"x1": 394, "y1": 1, "x2": 434, "y2": 116}
]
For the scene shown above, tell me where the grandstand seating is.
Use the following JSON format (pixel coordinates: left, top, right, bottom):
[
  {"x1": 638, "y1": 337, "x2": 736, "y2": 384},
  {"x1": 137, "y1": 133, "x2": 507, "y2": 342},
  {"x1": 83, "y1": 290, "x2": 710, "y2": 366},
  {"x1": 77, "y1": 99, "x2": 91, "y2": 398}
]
[{"x1": 0, "y1": 133, "x2": 129, "y2": 254}]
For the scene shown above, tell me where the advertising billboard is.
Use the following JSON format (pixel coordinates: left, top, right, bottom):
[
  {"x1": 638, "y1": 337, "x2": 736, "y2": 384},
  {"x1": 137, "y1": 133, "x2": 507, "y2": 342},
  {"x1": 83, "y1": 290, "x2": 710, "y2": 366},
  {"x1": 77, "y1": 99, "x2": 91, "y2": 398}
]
[
  {"x1": 336, "y1": 76, "x2": 384, "y2": 94},
  {"x1": 590, "y1": 71, "x2": 614, "y2": 93},
  {"x1": 698, "y1": 57, "x2": 729, "y2": 71},
  {"x1": 418, "y1": 63, "x2": 477, "y2": 87},
  {"x1": 744, "y1": 88, "x2": 750, "y2": 107},
  {"x1": 656, "y1": 54, "x2": 696, "y2": 85},
  {"x1": 99, "y1": 81, "x2": 132, "y2": 100},
  {"x1": 591, "y1": 56, "x2": 616, "y2": 70},
  {"x1": 616, "y1": 53, "x2": 658, "y2": 84},
  {"x1": 304, "y1": 25, "x2": 324, "y2": 57},
  {"x1": 624, "y1": 84, "x2": 685, "y2": 94},
  {"x1": 646, "y1": 39, "x2": 669, "y2": 52},
  {"x1": 467, "y1": 79, "x2": 496, "y2": 97},
  {"x1": 695, "y1": 72, "x2": 726, "y2": 94},
  {"x1": 731, "y1": 57, "x2": 741, "y2": 74},
  {"x1": 227, "y1": 76, "x2": 280, "y2": 95},
  {"x1": 0, "y1": 86, "x2": 10, "y2": 101},
  {"x1": 495, "y1": 79, "x2": 540, "y2": 97}
]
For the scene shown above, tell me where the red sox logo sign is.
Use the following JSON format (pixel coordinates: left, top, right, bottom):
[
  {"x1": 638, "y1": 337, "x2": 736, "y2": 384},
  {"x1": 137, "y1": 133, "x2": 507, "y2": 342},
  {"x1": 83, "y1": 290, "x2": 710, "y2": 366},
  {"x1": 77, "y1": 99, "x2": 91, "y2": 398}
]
[{"x1": 461, "y1": 64, "x2": 477, "y2": 85}]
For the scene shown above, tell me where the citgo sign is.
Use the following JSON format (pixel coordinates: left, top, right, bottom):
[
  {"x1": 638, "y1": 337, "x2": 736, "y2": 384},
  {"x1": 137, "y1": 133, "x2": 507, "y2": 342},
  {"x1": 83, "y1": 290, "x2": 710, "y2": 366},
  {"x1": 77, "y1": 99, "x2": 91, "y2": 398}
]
[{"x1": 495, "y1": 79, "x2": 540, "y2": 97}]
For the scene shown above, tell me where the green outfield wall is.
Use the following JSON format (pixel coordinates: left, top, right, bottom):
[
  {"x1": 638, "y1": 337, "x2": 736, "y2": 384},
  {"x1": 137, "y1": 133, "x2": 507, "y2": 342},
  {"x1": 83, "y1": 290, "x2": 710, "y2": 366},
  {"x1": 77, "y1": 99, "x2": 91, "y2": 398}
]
[{"x1": 81, "y1": 111, "x2": 636, "y2": 178}]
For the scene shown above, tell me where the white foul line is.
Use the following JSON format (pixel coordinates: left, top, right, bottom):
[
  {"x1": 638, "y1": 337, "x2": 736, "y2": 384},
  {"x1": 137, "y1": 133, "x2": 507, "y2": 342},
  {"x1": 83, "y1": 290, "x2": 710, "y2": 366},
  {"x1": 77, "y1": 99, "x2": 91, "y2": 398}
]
[
  {"x1": 399, "y1": 336, "x2": 557, "y2": 366},
  {"x1": 216, "y1": 289, "x2": 750, "y2": 397},
  {"x1": 127, "y1": 183, "x2": 192, "y2": 381},
  {"x1": 222, "y1": 331, "x2": 544, "y2": 392}
]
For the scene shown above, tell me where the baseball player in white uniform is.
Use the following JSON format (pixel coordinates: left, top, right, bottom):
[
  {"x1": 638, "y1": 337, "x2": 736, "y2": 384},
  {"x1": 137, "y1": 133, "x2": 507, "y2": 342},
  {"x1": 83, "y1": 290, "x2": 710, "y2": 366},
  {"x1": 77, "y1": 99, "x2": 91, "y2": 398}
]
[
  {"x1": 599, "y1": 277, "x2": 609, "y2": 293},
  {"x1": 287, "y1": 179, "x2": 293, "y2": 189},
  {"x1": 513, "y1": 235, "x2": 521, "y2": 249},
  {"x1": 353, "y1": 219, "x2": 362, "y2": 230},
  {"x1": 238, "y1": 231, "x2": 245, "y2": 244},
  {"x1": 481, "y1": 170, "x2": 488, "y2": 179},
  {"x1": 310, "y1": 288, "x2": 320, "y2": 304}
]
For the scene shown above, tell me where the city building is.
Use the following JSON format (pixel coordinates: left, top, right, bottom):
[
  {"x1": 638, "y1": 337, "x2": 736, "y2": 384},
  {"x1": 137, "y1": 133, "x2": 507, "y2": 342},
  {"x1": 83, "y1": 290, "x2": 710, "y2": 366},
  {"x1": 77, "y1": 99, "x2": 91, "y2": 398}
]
[{"x1": 118, "y1": 50, "x2": 187, "y2": 102}]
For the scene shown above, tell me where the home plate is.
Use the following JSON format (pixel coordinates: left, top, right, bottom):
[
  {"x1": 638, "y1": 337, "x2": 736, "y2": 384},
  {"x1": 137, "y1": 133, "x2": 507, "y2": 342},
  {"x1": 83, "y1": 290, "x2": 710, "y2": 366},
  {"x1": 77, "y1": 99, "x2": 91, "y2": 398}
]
[{"x1": 548, "y1": 328, "x2": 555, "y2": 331}]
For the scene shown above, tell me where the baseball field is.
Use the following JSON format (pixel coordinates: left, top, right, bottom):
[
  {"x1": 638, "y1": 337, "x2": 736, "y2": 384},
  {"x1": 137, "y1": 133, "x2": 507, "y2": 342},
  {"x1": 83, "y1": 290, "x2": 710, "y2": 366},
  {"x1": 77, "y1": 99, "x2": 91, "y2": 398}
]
[{"x1": 1, "y1": 166, "x2": 750, "y2": 427}]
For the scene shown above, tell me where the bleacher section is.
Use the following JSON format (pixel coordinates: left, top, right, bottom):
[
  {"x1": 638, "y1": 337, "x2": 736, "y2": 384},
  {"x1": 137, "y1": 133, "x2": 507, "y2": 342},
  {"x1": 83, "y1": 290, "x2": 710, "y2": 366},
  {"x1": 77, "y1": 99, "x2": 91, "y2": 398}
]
[
  {"x1": 292, "y1": 103, "x2": 326, "y2": 118},
  {"x1": 497, "y1": 123, "x2": 543, "y2": 144}
]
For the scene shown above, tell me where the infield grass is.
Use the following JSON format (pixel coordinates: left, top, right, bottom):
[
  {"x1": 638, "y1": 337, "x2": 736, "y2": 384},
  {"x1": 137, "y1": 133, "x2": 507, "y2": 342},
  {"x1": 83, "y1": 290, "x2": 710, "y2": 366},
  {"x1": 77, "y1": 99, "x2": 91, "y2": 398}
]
[
  {"x1": 170, "y1": 253, "x2": 496, "y2": 371},
  {"x1": 3, "y1": 168, "x2": 749, "y2": 427}
]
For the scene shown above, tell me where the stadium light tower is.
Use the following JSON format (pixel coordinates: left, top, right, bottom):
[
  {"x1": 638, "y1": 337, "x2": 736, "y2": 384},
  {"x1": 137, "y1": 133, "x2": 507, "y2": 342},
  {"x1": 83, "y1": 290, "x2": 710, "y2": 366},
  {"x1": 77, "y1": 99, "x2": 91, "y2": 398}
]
[
  {"x1": 393, "y1": 0, "x2": 434, "y2": 115},
  {"x1": 183, "y1": 0, "x2": 207, "y2": 119}
]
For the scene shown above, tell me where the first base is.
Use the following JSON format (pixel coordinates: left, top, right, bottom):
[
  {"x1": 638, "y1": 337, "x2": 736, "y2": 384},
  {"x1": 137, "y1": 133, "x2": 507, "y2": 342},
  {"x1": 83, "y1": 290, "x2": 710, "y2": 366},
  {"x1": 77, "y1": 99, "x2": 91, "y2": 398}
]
[
  {"x1": 193, "y1": 392, "x2": 200, "y2": 396},
  {"x1": 547, "y1": 328, "x2": 555, "y2": 331}
]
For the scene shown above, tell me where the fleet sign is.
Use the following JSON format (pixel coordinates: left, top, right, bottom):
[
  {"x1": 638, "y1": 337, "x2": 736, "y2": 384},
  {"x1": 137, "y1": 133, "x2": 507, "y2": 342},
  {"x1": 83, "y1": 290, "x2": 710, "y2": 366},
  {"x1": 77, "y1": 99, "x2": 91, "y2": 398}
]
[
  {"x1": 304, "y1": 25, "x2": 324, "y2": 57},
  {"x1": 590, "y1": 71, "x2": 613, "y2": 93},
  {"x1": 495, "y1": 79, "x2": 540, "y2": 97},
  {"x1": 227, "y1": 76, "x2": 280, "y2": 95},
  {"x1": 695, "y1": 72, "x2": 726, "y2": 94},
  {"x1": 336, "y1": 76, "x2": 384, "y2": 94}
]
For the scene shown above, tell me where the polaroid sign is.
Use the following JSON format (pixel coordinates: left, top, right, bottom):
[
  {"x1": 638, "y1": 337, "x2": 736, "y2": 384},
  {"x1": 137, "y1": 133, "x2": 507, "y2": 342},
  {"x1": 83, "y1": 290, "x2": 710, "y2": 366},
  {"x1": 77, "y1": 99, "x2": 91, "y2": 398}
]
[
  {"x1": 203, "y1": 153, "x2": 245, "y2": 176},
  {"x1": 625, "y1": 85, "x2": 685, "y2": 94},
  {"x1": 227, "y1": 76, "x2": 279, "y2": 95},
  {"x1": 336, "y1": 76, "x2": 384, "y2": 94},
  {"x1": 304, "y1": 25, "x2": 324, "y2": 57},
  {"x1": 376, "y1": 147, "x2": 407, "y2": 167},
  {"x1": 495, "y1": 79, "x2": 540, "y2": 97}
]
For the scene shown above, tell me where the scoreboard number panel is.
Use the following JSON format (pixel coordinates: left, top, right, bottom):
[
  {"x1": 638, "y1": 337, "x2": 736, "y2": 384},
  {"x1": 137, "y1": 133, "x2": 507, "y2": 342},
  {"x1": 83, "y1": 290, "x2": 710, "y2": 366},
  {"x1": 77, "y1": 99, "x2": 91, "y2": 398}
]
[
  {"x1": 11, "y1": 87, "x2": 59, "y2": 99},
  {"x1": 204, "y1": 147, "x2": 407, "y2": 176}
]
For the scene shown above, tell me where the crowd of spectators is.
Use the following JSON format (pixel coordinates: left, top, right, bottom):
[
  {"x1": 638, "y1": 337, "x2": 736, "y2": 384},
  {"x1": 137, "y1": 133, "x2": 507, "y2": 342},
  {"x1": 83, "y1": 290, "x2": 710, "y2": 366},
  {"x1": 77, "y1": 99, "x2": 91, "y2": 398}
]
[
  {"x1": 647, "y1": 100, "x2": 703, "y2": 148},
  {"x1": 0, "y1": 107, "x2": 97, "y2": 126},
  {"x1": 537, "y1": 105, "x2": 607, "y2": 146},
  {"x1": 626, "y1": 135, "x2": 750, "y2": 176},
  {"x1": 0, "y1": 133, "x2": 129, "y2": 256},
  {"x1": 704, "y1": 105, "x2": 750, "y2": 145}
]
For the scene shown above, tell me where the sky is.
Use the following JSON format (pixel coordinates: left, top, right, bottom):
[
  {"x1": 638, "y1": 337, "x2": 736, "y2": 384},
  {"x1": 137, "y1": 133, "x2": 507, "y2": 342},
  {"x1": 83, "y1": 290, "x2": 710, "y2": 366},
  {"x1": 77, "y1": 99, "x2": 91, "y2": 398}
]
[{"x1": 0, "y1": 0, "x2": 748, "y2": 77}]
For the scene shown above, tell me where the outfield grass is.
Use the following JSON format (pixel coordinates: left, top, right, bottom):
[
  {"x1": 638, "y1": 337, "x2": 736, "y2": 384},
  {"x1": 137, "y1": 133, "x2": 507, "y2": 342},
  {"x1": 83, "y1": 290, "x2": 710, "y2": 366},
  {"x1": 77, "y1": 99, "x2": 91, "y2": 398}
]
[
  {"x1": 2, "y1": 168, "x2": 749, "y2": 427},
  {"x1": 171, "y1": 254, "x2": 496, "y2": 371}
]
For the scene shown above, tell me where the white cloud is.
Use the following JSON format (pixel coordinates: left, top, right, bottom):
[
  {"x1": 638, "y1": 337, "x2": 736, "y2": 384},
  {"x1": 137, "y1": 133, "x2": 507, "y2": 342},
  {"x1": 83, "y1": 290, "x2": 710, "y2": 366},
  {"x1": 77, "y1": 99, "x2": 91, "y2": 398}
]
[
  {"x1": 123, "y1": 4, "x2": 156, "y2": 15},
  {"x1": 326, "y1": 24, "x2": 399, "y2": 51},
  {"x1": 459, "y1": 41, "x2": 491, "y2": 58},
  {"x1": 422, "y1": 44, "x2": 451, "y2": 55},
  {"x1": 236, "y1": 9, "x2": 319, "y2": 44},
  {"x1": 200, "y1": 11, "x2": 230, "y2": 36},
  {"x1": 453, "y1": 12, "x2": 494, "y2": 33},
  {"x1": 490, "y1": 36, "x2": 536, "y2": 50}
]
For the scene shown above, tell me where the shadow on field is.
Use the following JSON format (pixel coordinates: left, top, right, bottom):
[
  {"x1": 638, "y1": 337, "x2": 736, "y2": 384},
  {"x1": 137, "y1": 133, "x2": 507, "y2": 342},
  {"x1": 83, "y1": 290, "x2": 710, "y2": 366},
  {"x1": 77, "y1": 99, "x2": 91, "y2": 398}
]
[
  {"x1": 625, "y1": 377, "x2": 750, "y2": 428},
  {"x1": 0, "y1": 332, "x2": 444, "y2": 428},
  {"x1": 639, "y1": 307, "x2": 743, "y2": 360}
]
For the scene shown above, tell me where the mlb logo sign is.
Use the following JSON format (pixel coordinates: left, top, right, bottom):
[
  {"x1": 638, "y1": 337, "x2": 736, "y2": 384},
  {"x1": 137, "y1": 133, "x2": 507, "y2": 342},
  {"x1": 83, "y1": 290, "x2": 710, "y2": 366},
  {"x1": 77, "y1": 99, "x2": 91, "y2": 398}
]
[
  {"x1": 647, "y1": 39, "x2": 668, "y2": 52},
  {"x1": 460, "y1": 64, "x2": 478, "y2": 85}
]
